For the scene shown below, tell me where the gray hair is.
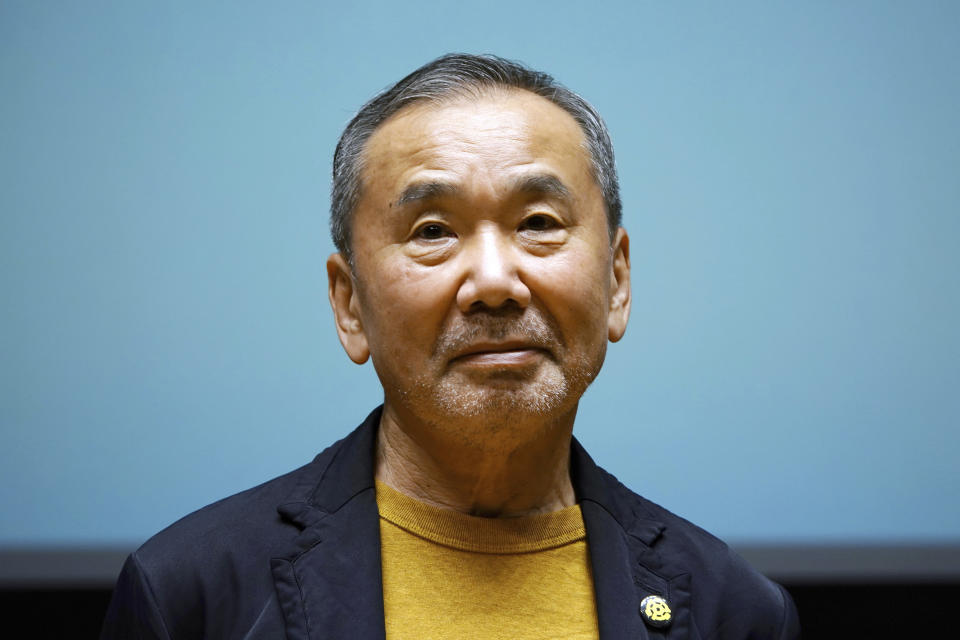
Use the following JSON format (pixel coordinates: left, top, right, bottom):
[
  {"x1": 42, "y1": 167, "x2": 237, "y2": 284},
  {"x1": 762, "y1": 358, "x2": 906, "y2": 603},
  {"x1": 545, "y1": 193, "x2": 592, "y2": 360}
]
[{"x1": 330, "y1": 53, "x2": 622, "y2": 258}]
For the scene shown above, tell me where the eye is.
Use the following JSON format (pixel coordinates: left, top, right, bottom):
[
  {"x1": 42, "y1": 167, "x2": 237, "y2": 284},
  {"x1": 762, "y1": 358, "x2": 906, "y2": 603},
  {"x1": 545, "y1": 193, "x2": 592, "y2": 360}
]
[
  {"x1": 520, "y1": 214, "x2": 560, "y2": 232},
  {"x1": 413, "y1": 222, "x2": 452, "y2": 241}
]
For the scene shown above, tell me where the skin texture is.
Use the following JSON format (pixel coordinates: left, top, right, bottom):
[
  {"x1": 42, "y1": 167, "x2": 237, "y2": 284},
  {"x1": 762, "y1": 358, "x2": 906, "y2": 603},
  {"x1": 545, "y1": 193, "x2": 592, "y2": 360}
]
[{"x1": 327, "y1": 89, "x2": 631, "y2": 517}]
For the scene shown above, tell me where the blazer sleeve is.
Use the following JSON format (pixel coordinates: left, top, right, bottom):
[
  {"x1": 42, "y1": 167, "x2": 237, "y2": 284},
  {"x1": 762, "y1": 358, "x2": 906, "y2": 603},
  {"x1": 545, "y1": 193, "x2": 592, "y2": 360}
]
[
  {"x1": 777, "y1": 583, "x2": 802, "y2": 640},
  {"x1": 100, "y1": 553, "x2": 172, "y2": 640}
]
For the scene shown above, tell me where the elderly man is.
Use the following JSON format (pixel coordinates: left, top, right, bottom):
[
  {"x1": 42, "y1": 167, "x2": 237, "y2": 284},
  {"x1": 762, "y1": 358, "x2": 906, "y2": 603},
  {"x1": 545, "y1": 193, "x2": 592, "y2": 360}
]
[{"x1": 102, "y1": 54, "x2": 799, "y2": 639}]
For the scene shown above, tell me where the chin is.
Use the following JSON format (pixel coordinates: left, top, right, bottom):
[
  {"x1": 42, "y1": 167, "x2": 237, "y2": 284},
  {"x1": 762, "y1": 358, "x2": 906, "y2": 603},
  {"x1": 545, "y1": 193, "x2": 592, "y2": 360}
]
[
  {"x1": 426, "y1": 365, "x2": 594, "y2": 426},
  {"x1": 440, "y1": 385, "x2": 568, "y2": 419},
  {"x1": 391, "y1": 354, "x2": 603, "y2": 437}
]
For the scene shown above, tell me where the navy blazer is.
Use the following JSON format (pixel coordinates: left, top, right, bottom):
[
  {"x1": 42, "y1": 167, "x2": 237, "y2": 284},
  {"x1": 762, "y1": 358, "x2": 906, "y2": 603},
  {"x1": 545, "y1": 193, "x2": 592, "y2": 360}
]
[{"x1": 101, "y1": 407, "x2": 800, "y2": 639}]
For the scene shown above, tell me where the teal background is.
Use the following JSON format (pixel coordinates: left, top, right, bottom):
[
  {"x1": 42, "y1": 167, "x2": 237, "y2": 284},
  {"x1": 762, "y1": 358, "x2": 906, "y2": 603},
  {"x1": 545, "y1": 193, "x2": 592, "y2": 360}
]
[{"x1": 2, "y1": 1, "x2": 958, "y2": 547}]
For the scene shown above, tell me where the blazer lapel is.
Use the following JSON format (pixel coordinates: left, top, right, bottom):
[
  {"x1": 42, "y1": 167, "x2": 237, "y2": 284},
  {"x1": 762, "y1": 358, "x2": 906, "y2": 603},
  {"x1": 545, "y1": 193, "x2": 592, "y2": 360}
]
[
  {"x1": 268, "y1": 413, "x2": 700, "y2": 640},
  {"x1": 573, "y1": 439, "x2": 700, "y2": 640},
  {"x1": 581, "y1": 499, "x2": 651, "y2": 640},
  {"x1": 271, "y1": 409, "x2": 387, "y2": 640}
]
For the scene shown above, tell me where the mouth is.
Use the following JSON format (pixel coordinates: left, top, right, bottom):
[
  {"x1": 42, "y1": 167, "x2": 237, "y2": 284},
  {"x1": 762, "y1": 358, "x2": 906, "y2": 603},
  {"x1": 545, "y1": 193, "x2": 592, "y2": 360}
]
[{"x1": 449, "y1": 341, "x2": 549, "y2": 368}]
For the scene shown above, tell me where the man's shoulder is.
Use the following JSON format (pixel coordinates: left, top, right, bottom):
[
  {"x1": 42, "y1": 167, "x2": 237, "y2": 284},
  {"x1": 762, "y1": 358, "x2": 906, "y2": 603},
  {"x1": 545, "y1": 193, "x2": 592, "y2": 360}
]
[
  {"x1": 596, "y1": 464, "x2": 737, "y2": 567},
  {"x1": 134, "y1": 424, "x2": 360, "y2": 572},
  {"x1": 102, "y1": 423, "x2": 370, "y2": 639},
  {"x1": 584, "y1": 459, "x2": 799, "y2": 637},
  {"x1": 575, "y1": 442, "x2": 738, "y2": 564},
  {"x1": 136, "y1": 458, "x2": 314, "y2": 567}
]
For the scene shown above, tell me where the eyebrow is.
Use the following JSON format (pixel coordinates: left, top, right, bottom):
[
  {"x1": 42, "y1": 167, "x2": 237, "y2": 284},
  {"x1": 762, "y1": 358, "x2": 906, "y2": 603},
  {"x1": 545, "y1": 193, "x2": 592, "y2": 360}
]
[
  {"x1": 511, "y1": 174, "x2": 572, "y2": 203},
  {"x1": 395, "y1": 181, "x2": 460, "y2": 208},
  {"x1": 394, "y1": 173, "x2": 572, "y2": 208}
]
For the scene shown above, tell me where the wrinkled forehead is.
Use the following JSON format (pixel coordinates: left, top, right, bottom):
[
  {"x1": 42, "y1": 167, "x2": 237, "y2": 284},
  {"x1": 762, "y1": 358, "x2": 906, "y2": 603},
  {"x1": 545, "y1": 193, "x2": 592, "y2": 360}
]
[{"x1": 360, "y1": 88, "x2": 593, "y2": 191}]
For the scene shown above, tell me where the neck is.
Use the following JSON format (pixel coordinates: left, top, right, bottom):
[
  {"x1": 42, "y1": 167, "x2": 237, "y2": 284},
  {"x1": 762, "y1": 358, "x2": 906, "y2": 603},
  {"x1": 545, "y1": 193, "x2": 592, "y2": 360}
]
[{"x1": 375, "y1": 402, "x2": 578, "y2": 517}]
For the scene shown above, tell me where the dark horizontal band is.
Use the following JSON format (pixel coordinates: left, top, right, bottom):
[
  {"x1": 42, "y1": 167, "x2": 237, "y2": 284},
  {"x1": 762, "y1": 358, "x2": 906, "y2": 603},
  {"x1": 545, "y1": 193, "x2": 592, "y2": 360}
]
[{"x1": 1, "y1": 544, "x2": 958, "y2": 587}]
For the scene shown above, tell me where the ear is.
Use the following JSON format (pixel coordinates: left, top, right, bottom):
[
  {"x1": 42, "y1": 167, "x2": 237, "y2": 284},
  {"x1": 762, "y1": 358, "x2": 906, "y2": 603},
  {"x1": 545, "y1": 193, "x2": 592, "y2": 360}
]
[
  {"x1": 607, "y1": 227, "x2": 631, "y2": 342},
  {"x1": 327, "y1": 252, "x2": 370, "y2": 364}
]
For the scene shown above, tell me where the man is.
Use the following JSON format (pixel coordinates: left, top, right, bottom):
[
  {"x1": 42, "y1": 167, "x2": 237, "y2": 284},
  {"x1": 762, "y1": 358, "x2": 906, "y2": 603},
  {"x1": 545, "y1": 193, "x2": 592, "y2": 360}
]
[{"x1": 102, "y1": 54, "x2": 800, "y2": 639}]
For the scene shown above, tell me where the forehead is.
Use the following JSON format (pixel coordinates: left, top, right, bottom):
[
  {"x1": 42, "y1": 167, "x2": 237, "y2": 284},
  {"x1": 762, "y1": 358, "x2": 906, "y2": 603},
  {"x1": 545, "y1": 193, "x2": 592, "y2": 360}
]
[{"x1": 360, "y1": 89, "x2": 594, "y2": 193}]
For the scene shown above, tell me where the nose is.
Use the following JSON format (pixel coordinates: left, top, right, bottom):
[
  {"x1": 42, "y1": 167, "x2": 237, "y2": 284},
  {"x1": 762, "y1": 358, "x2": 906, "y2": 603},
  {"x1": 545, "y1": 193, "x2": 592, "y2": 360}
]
[{"x1": 456, "y1": 228, "x2": 531, "y2": 312}]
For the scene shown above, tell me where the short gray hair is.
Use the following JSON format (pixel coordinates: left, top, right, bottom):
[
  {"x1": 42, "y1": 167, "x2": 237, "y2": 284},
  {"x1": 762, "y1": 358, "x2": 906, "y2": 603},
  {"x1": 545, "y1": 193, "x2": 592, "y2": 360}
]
[{"x1": 330, "y1": 53, "x2": 622, "y2": 258}]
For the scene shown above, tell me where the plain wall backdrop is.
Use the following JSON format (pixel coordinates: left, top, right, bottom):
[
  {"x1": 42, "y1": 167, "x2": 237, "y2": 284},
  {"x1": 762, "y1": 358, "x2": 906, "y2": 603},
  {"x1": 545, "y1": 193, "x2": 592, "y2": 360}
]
[{"x1": 2, "y1": 1, "x2": 958, "y2": 552}]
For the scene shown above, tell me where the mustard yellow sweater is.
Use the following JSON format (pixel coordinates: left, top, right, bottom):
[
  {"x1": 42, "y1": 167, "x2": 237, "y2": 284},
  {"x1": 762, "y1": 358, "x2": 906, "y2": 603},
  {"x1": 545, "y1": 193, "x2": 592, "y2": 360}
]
[{"x1": 376, "y1": 480, "x2": 599, "y2": 639}]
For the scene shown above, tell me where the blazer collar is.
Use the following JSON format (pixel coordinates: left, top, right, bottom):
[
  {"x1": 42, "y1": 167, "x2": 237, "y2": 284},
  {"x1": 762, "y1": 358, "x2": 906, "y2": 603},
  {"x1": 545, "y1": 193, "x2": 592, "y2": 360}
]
[{"x1": 270, "y1": 408, "x2": 698, "y2": 640}]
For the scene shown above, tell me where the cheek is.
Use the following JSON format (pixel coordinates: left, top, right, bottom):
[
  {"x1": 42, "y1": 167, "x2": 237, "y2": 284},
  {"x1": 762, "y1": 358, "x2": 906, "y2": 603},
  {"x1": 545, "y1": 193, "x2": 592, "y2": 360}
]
[
  {"x1": 539, "y1": 253, "x2": 611, "y2": 344},
  {"x1": 359, "y1": 261, "x2": 454, "y2": 350}
]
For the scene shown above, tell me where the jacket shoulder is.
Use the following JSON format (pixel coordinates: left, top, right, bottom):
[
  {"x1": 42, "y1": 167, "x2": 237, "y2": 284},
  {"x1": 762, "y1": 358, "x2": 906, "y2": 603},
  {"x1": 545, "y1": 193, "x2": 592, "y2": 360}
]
[
  {"x1": 137, "y1": 458, "x2": 317, "y2": 565},
  {"x1": 103, "y1": 437, "x2": 346, "y2": 640},
  {"x1": 593, "y1": 465, "x2": 800, "y2": 639}
]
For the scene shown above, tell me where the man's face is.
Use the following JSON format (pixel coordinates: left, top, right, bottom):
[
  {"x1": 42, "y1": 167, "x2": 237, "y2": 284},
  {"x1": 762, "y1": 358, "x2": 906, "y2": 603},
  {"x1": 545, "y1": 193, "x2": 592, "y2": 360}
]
[{"x1": 328, "y1": 89, "x2": 630, "y2": 443}]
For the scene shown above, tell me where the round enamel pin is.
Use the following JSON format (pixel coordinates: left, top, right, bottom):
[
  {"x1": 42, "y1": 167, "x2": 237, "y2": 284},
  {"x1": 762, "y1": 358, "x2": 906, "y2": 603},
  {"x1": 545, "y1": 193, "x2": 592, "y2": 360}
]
[{"x1": 640, "y1": 594, "x2": 673, "y2": 628}]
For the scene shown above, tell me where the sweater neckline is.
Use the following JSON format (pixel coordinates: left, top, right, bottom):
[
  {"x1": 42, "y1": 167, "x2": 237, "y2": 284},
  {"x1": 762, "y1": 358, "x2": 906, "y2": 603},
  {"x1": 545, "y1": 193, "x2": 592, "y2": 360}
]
[{"x1": 375, "y1": 480, "x2": 586, "y2": 554}]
